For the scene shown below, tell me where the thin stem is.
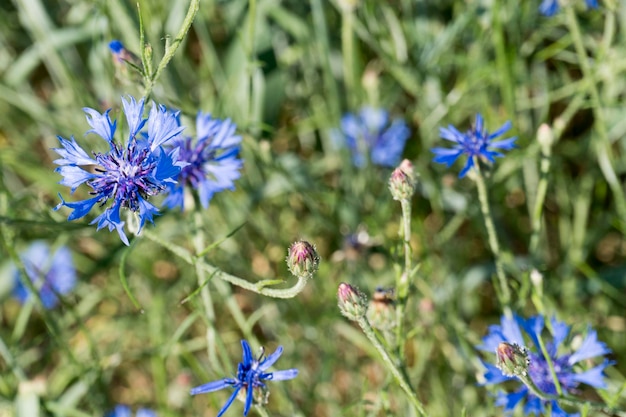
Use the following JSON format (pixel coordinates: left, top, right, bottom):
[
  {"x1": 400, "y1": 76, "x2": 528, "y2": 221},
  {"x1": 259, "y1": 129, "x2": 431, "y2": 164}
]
[
  {"x1": 255, "y1": 405, "x2": 271, "y2": 417},
  {"x1": 535, "y1": 333, "x2": 563, "y2": 396},
  {"x1": 491, "y1": 0, "x2": 516, "y2": 116},
  {"x1": 357, "y1": 317, "x2": 428, "y2": 417},
  {"x1": 141, "y1": 228, "x2": 310, "y2": 299},
  {"x1": 528, "y1": 139, "x2": 552, "y2": 258},
  {"x1": 341, "y1": 8, "x2": 356, "y2": 108},
  {"x1": 143, "y1": 0, "x2": 200, "y2": 98},
  {"x1": 395, "y1": 198, "x2": 412, "y2": 357},
  {"x1": 564, "y1": 5, "x2": 626, "y2": 231},
  {"x1": 473, "y1": 159, "x2": 511, "y2": 311}
]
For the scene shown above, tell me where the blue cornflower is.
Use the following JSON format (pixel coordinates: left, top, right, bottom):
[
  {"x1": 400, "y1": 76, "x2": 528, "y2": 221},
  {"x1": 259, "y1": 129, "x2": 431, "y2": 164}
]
[
  {"x1": 109, "y1": 40, "x2": 140, "y2": 67},
  {"x1": 334, "y1": 107, "x2": 410, "y2": 168},
  {"x1": 106, "y1": 405, "x2": 156, "y2": 417},
  {"x1": 53, "y1": 96, "x2": 185, "y2": 245},
  {"x1": 191, "y1": 340, "x2": 298, "y2": 416},
  {"x1": 11, "y1": 241, "x2": 76, "y2": 309},
  {"x1": 432, "y1": 113, "x2": 517, "y2": 178},
  {"x1": 478, "y1": 314, "x2": 613, "y2": 416},
  {"x1": 162, "y1": 112, "x2": 242, "y2": 210},
  {"x1": 539, "y1": 0, "x2": 598, "y2": 16}
]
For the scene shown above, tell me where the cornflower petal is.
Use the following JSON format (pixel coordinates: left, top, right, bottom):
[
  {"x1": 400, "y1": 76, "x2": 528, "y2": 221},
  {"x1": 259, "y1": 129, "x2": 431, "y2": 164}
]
[
  {"x1": 218, "y1": 388, "x2": 242, "y2": 417},
  {"x1": 122, "y1": 96, "x2": 147, "y2": 138},
  {"x1": 148, "y1": 104, "x2": 184, "y2": 150},
  {"x1": 539, "y1": 0, "x2": 560, "y2": 15},
  {"x1": 54, "y1": 194, "x2": 100, "y2": 221},
  {"x1": 84, "y1": 108, "x2": 116, "y2": 143},
  {"x1": 568, "y1": 329, "x2": 611, "y2": 365},
  {"x1": 569, "y1": 360, "x2": 613, "y2": 388},
  {"x1": 270, "y1": 369, "x2": 299, "y2": 381},
  {"x1": 53, "y1": 136, "x2": 96, "y2": 166},
  {"x1": 55, "y1": 166, "x2": 97, "y2": 192},
  {"x1": 259, "y1": 345, "x2": 284, "y2": 370},
  {"x1": 190, "y1": 379, "x2": 234, "y2": 395}
]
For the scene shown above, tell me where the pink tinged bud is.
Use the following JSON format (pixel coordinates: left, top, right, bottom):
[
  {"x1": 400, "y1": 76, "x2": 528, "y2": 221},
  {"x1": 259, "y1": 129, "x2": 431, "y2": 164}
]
[
  {"x1": 389, "y1": 159, "x2": 417, "y2": 201},
  {"x1": 337, "y1": 282, "x2": 368, "y2": 321},
  {"x1": 286, "y1": 241, "x2": 320, "y2": 279},
  {"x1": 495, "y1": 342, "x2": 529, "y2": 377}
]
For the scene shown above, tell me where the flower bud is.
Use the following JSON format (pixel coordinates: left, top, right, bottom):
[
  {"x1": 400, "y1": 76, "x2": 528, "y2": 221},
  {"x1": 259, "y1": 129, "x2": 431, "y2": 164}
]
[
  {"x1": 337, "y1": 282, "x2": 367, "y2": 321},
  {"x1": 389, "y1": 159, "x2": 417, "y2": 201},
  {"x1": 366, "y1": 287, "x2": 396, "y2": 330},
  {"x1": 537, "y1": 123, "x2": 554, "y2": 152},
  {"x1": 286, "y1": 241, "x2": 320, "y2": 279},
  {"x1": 495, "y1": 342, "x2": 529, "y2": 377}
]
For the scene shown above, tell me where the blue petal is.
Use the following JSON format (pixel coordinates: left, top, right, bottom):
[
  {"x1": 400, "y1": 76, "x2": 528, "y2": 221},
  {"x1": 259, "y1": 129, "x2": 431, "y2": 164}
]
[
  {"x1": 147, "y1": 104, "x2": 184, "y2": 150},
  {"x1": 241, "y1": 340, "x2": 254, "y2": 365},
  {"x1": 53, "y1": 136, "x2": 96, "y2": 166},
  {"x1": 432, "y1": 147, "x2": 462, "y2": 166},
  {"x1": 269, "y1": 368, "x2": 299, "y2": 381},
  {"x1": 458, "y1": 156, "x2": 475, "y2": 178},
  {"x1": 360, "y1": 107, "x2": 388, "y2": 133},
  {"x1": 550, "y1": 400, "x2": 579, "y2": 417},
  {"x1": 569, "y1": 360, "x2": 612, "y2": 388},
  {"x1": 539, "y1": 0, "x2": 559, "y2": 16},
  {"x1": 259, "y1": 346, "x2": 284, "y2": 371},
  {"x1": 55, "y1": 166, "x2": 97, "y2": 192},
  {"x1": 494, "y1": 388, "x2": 527, "y2": 412},
  {"x1": 568, "y1": 329, "x2": 611, "y2": 365},
  {"x1": 136, "y1": 409, "x2": 157, "y2": 417},
  {"x1": 487, "y1": 120, "x2": 512, "y2": 140},
  {"x1": 549, "y1": 317, "x2": 570, "y2": 355},
  {"x1": 122, "y1": 96, "x2": 147, "y2": 138},
  {"x1": 137, "y1": 196, "x2": 159, "y2": 231},
  {"x1": 217, "y1": 387, "x2": 241, "y2": 417},
  {"x1": 91, "y1": 202, "x2": 129, "y2": 245},
  {"x1": 54, "y1": 194, "x2": 100, "y2": 221},
  {"x1": 522, "y1": 315, "x2": 545, "y2": 350},
  {"x1": 190, "y1": 378, "x2": 233, "y2": 395},
  {"x1": 109, "y1": 40, "x2": 124, "y2": 53},
  {"x1": 489, "y1": 137, "x2": 517, "y2": 150},
  {"x1": 585, "y1": 0, "x2": 598, "y2": 9},
  {"x1": 438, "y1": 126, "x2": 465, "y2": 144},
  {"x1": 84, "y1": 108, "x2": 117, "y2": 143},
  {"x1": 524, "y1": 395, "x2": 544, "y2": 415},
  {"x1": 243, "y1": 373, "x2": 254, "y2": 416},
  {"x1": 153, "y1": 147, "x2": 183, "y2": 183},
  {"x1": 479, "y1": 361, "x2": 513, "y2": 386},
  {"x1": 108, "y1": 405, "x2": 132, "y2": 417}
]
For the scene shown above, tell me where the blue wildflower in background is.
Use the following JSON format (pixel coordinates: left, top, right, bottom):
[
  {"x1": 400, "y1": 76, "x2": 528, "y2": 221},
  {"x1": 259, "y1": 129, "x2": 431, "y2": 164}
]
[
  {"x1": 11, "y1": 241, "x2": 76, "y2": 309},
  {"x1": 191, "y1": 340, "x2": 298, "y2": 416},
  {"x1": 335, "y1": 107, "x2": 410, "y2": 168},
  {"x1": 163, "y1": 112, "x2": 242, "y2": 210},
  {"x1": 106, "y1": 405, "x2": 156, "y2": 417},
  {"x1": 539, "y1": 0, "x2": 598, "y2": 16},
  {"x1": 478, "y1": 314, "x2": 612, "y2": 416},
  {"x1": 432, "y1": 113, "x2": 517, "y2": 178},
  {"x1": 109, "y1": 40, "x2": 140, "y2": 66},
  {"x1": 53, "y1": 96, "x2": 185, "y2": 245}
]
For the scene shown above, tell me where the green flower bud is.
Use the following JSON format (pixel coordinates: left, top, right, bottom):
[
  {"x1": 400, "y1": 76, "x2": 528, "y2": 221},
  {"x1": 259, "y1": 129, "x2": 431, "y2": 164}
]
[
  {"x1": 389, "y1": 159, "x2": 417, "y2": 201},
  {"x1": 366, "y1": 287, "x2": 396, "y2": 330},
  {"x1": 286, "y1": 241, "x2": 320, "y2": 279},
  {"x1": 337, "y1": 282, "x2": 367, "y2": 321},
  {"x1": 496, "y1": 342, "x2": 529, "y2": 377}
]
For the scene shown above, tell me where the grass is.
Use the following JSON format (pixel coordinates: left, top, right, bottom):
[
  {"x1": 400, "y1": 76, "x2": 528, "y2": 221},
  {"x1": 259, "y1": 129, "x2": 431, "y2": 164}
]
[{"x1": 1, "y1": 0, "x2": 626, "y2": 416}]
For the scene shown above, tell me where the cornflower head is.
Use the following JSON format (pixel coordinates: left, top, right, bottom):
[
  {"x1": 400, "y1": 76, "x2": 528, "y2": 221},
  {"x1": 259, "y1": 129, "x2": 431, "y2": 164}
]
[
  {"x1": 11, "y1": 241, "x2": 76, "y2": 309},
  {"x1": 432, "y1": 113, "x2": 517, "y2": 178},
  {"x1": 162, "y1": 112, "x2": 242, "y2": 210},
  {"x1": 106, "y1": 405, "x2": 156, "y2": 417},
  {"x1": 539, "y1": 0, "x2": 598, "y2": 16},
  {"x1": 53, "y1": 96, "x2": 185, "y2": 245},
  {"x1": 334, "y1": 107, "x2": 410, "y2": 168},
  {"x1": 190, "y1": 340, "x2": 298, "y2": 416},
  {"x1": 478, "y1": 314, "x2": 613, "y2": 416}
]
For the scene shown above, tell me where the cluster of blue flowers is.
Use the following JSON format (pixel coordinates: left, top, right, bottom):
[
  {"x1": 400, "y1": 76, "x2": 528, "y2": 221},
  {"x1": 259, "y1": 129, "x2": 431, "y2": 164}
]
[{"x1": 53, "y1": 95, "x2": 242, "y2": 245}]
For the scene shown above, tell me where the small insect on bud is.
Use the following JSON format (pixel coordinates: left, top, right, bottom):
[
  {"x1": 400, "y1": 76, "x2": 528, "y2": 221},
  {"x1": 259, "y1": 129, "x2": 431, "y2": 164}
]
[
  {"x1": 367, "y1": 287, "x2": 396, "y2": 330},
  {"x1": 286, "y1": 241, "x2": 320, "y2": 279},
  {"x1": 496, "y1": 342, "x2": 530, "y2": 377},
  {"x1": 337, "y1": 282, "x2": 368, "y2": 321},
  {"x1": 389, "y1": 159, "x2": 417, "y2": 201}
]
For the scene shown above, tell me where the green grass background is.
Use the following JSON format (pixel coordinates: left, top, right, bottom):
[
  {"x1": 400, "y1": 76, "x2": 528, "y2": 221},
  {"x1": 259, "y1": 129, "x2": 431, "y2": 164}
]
[{"x1": 1, "y1": 0, "x2": 625, "y2": 416}]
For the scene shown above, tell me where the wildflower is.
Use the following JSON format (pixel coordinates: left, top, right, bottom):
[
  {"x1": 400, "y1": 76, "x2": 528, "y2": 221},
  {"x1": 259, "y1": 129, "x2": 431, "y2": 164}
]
[
  {"x1": 539, "y1": 0, "x2": 598, "y2": 16},
  {"x1": 495, "y1": 342, "x2": 529, "y2": 377},
  {"x1": 11, "y1": 241, "x2": 76, "y2": 309},
  {"x1": 286, "y1": 241, "x2": 320, "y2": 279},
  {"x1": 109, "y1": 40, "x2": 140, "y2": 67},
  {"x1": 53, "y1": 96, "x2": 185, "y2": 245},
  {"x1": 190, "y1": 340, "x2": 298, "y2": 417},
  {"x1": 477, "y1": 314, "x2": 612, "y2": 416},
  {"x1": 162, "y1": 112, "x2": 242, "y2": 210},
  {"x1": 106, "y1": 405, "x2": 156, "y2": 417},
  {"x1": 334, "y1": 107, "x2": 410, "y2": 168},
  {"x1": 337, "y1": 282, "x2": 368, "y2": 321},
  {"x1": 432, "y1": 113, "x2": 516, "y2": 178}
]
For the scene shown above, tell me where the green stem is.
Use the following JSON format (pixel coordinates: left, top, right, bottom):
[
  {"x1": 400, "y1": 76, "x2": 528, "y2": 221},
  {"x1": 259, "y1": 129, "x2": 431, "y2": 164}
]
[
  {"x1": 528, "y1": 137, "x2": 552, "y2": 259},
  {"x1": 0, "y1": 332, "x2": 26, "y2": 381},
  {"x1": 141, "y1": 229, "x2": 310, "y2": 299},
  {"x1": 143, "y1": 0, "x2": 200, "y2": 98},
  {"x1": 491, "y1": 0, "x2": 516, "y2": 116},
  {"x1": 255, "y1": 405, "x2": 271, "y2": 417},
  {"x1": 536, "y1": 333, "x2": 563, "y2": 396},
  {"x1": 341, "y1": 8, "x2": 356, "y2": 108},
  {"x1": 564, "y1": 5, "x2": 626, "y2": 231},
  {"x1": 473, "y1": 159, "x2": 511, "y2": 312},
  {"x1": 395, "y1": 198, "x2": 412, "y2": 357},
  {"x1": 357, "y1": 317, "x2": 428, "y2": 417}
]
